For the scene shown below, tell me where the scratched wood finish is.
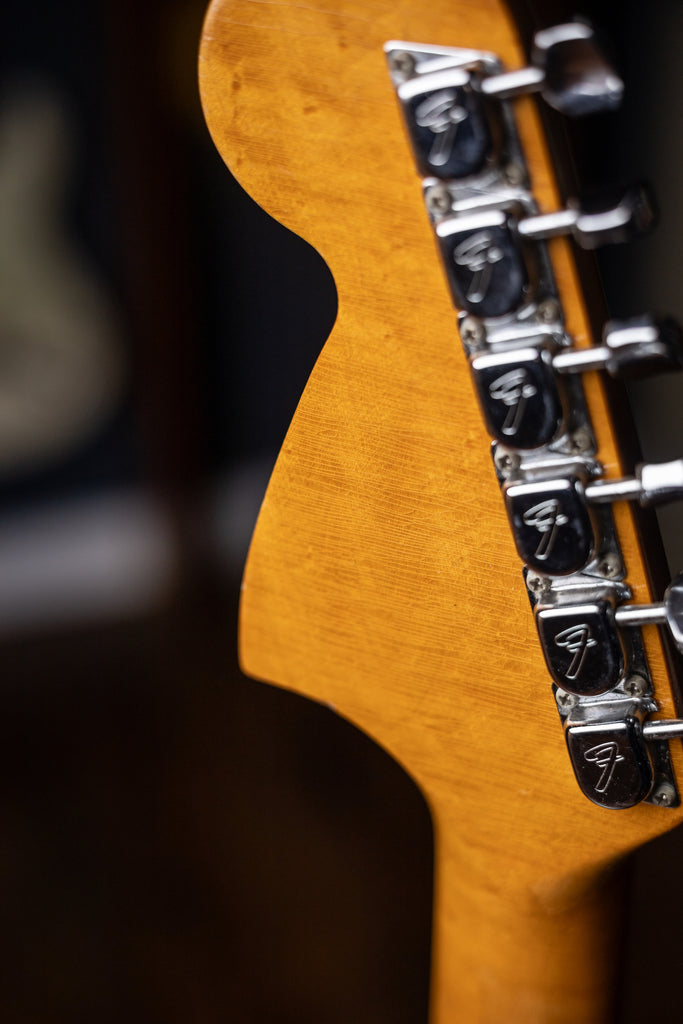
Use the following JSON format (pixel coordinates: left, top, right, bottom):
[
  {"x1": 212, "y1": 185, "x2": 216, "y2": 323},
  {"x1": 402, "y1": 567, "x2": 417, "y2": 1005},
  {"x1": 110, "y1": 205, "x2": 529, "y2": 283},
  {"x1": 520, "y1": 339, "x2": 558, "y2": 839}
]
[{"x1": 199, "y1": 2, "x2": 683, "y2": 1020}]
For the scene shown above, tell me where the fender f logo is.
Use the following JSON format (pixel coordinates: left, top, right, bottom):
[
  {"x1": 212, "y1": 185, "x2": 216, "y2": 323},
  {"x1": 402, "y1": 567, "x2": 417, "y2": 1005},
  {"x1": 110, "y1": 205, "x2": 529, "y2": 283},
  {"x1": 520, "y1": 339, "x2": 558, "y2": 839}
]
[
  {"x1": 452, "y1": 231, "x2": 504, "y2": 304},
  {"x1": 584, "y1": 741, "x2": 624, "y2": 793},
  {"x1": 414, "y1": 89, "x2": 467, "y2": 167},
  {"x1": 488, "y1": 368, "x2": 538, "y2": 437},
  {"x1": 554, "y1": 623, "x2": 598, "y2": 680},
  {"x1": 522, "y1": 499, "x2": 569, "y2": 561}
]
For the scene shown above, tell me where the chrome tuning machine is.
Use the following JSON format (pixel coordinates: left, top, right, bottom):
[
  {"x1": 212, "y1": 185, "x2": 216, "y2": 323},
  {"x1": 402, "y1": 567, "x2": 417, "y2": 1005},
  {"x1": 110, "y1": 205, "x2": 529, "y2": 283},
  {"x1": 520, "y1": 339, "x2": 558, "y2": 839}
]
[
  {"x1": 564, "y1": 702, "x2": 683, "y2": 810},
  {"x1": 505, "y1": 457, "x2": 683, "y2": 577},
  {"x1": 435, "y1": 187, "x2": 653, "y2": 319},
  {"x1": 387, "y1": 21, "x2": 622, "y2": 182},
  {"x1": 533, "y1": 571, "x2": 683, "y2": 698},
  {"x1": 470, "y1": 315, "x2": 683, "y2": 450}
]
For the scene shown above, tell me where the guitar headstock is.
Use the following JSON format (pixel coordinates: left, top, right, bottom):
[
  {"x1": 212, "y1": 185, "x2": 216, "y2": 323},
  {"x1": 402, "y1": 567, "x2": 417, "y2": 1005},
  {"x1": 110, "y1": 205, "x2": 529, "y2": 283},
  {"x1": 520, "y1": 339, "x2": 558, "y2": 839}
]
[{"x1": 200, "y1": 0, "x2": 683, "y2": 1016}]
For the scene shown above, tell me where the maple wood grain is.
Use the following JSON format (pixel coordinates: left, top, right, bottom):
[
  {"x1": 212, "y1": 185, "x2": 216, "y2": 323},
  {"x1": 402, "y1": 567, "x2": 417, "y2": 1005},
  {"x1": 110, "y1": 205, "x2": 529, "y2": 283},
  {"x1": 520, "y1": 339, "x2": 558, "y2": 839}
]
[{"x1": 199, "y1": 2, "x2": 683, "y2": 1020}]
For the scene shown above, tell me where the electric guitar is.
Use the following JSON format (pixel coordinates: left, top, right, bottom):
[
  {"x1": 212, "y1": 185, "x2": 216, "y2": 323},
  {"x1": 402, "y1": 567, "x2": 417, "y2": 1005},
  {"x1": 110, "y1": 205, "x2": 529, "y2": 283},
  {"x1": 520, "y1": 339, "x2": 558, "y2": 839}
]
[{"x1": 199, "y1": 2, "x2": 683, "y2": 1019}]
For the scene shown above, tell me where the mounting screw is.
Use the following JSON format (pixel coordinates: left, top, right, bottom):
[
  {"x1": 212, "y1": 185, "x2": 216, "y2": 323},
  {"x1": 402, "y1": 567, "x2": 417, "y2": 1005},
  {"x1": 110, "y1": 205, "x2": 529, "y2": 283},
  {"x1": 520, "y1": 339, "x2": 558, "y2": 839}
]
[
  {"x1": 425, "y1": 183, "x2": 451, "y2": 217},
  {"x1": 555, "y1": 688, "x2": 578, "y2": 710},
  {"x1": 599, "y1": 554, "x2": 622, "y2": 579},
  {"x1": 504, "y1": 162, "x2": 525, "y2": 187},
  {"x1": 494, "y1": 448, "x2": 521, "y2": 476},
  {"x1": 537, "y1": 298, "x2": 561, "y2": 324},
  {"x1": 624, "y1": 674, "x2": 648, "y2": 697},
  {"x1": 459, "y1": 316, "x2": 485, "y2": 347},
  {"x1": 567, "y1": 427, "x2": 593, "y2": 455},
  {"x1": 651, "y1": 782, "x2": 677, "y2": 807},
  {"x1": 389, "y1": 51, "x2": 416, "y2": 77},
  {"x1": 527, "y1": 573, "x2": 551, "y2": 596}
]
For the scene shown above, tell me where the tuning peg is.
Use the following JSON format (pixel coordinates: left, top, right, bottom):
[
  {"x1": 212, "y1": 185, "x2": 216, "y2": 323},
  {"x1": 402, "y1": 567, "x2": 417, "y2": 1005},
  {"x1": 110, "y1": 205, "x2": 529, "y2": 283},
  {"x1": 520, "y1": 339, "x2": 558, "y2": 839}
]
[
  {"x1": 471, "y1": 315, "x2": 682, "y2": 450},
  {"x1": 535, "y1": 565, "x2": 683, "y2": 698},
  {"x1": 565, "y1": 711, "x2": 683, "y2": 809},
  {"x1": 516, "y1": 185, "x2": 654, "y2": 249},
  {"x1": 481, "y1": 21, "x2": 623, "y2": 117},
  {"x1": 506, "y1": 458, "x2": 683, "y2": 577},
  {"x1": 388, "y1": 22, "x2": 621, "y2": 182},
  {"x1": 553, "y1": 316, "x2": 683, "y2": 376},
  {"x1": 615, "y1": 571, "x2": 683, "y2": 648},
  {"x1": 436, "y1": 187, "x2": 653, "y2": 318}
]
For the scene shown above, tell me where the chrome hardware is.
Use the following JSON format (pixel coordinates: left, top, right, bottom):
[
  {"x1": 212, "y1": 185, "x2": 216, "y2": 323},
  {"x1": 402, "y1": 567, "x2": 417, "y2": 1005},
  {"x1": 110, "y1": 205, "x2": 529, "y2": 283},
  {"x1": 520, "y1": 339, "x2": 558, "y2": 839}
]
[
  {"x1": 436, "y1": 190, "x2": 651, "y2": 319},
  {"x1": 516, "y1": 185, "x2": 654, "y2": 249},
  {"x1": 385, "y1": 41, "x2": 515, "y2": 184},
  {"x1": 566, "y1": 715, "x2": 655, "y2": 809},
  {"x1": 564, "y1": 697, "x2": 683, "y2": 810},
  {"x1": 530, "y1": 572, "x2": 649, "y2": 699},
  {"x1": 386, "y1": 23, "x2": 621, "y2": 182},
  {"x1": 553, "y1": 316, "x2": 683, "y2": 376},
  {"x1": 615, "y1": 571, "x2": 683, "y2": 649},
  {"x1": 470, "y1": 316, "x2": 682, "y2": 450},
  {"x1": 585, "y1": 458, "x2": 683, "y2": 507},
  {"x1": 436, "y1": 209, "x2": 529, "y2": 318},
  {"x1": 506, "y1": 459, "x2": 683, "y2": 576},
  {"x1": 480, "y1": 22, "x2": 623, "y2": 117},
  {"x1": 537, "y1": 599, "x2": 624, "y2": 696},
  {"x1": 387, "y1": 32, "x2": 682, "y2": 810}
]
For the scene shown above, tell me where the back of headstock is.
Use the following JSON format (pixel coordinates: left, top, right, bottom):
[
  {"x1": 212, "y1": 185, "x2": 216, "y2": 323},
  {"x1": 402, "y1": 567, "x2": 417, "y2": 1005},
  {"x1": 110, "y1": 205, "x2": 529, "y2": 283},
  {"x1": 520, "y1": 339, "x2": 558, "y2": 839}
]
[{"x1": 200, "y1": 1, "x2": 683, "y2": 1019}]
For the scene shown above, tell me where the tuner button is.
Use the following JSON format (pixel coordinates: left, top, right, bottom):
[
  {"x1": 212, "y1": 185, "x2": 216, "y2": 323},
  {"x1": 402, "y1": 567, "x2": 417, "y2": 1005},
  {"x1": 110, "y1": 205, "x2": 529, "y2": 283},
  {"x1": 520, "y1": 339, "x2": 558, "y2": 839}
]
[
  {"x1": 470, "y1": 347, "x2": 563, "y2": 448},
  {"x1": 396, "y1": 69, "x2": 493, "y2": 180},
  {"x1": 664, "y1": 573, "x2": 683, "y2": 649},
  {"x1": 536, "y1": 600, "x2": 624, "y2": 696},
  {"x1": 435, "y1": 209, "x2": 529, "y2": 318},
  {"x1": 553, "y1": 315, "x2": 683, "y2": 378},
  {"x1": 481, "y1": 21, "x2": 623, "y2": 118},
  {"x1": 565, "y1": 717, "x2": 653, "y2": 809},
  {"x1": 534, "y1": 22, "x2": 623, "y2": 117},
  {"x1": 614, "y1": 570, "x2": 683, "y2": 651},
  {"x1": 518, "y1": 185, "x2": 654, "y2": 249},
  {"x1": 602, "y1": 316, "x2": 683, "y2": 375},
  {"x1": 586, "y1": 458, "x2": 683, "y2": 507}
]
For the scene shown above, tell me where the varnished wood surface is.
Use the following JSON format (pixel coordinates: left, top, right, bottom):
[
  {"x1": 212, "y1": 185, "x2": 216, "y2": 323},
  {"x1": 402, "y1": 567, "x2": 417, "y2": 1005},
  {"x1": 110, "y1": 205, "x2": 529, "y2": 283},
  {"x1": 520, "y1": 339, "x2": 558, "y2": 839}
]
[{"x1": 199, "y1": 2, "x2": 683, "y2": 1020}]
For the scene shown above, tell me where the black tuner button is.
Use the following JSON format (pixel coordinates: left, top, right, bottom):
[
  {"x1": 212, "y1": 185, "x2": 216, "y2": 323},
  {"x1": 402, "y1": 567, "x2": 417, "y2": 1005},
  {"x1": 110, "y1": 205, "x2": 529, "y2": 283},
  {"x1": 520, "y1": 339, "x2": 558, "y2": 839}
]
[
  {"x1": 396, "y1": 69, "x2": 493, "y2": 180},
  {"x1": 565, "y1": 717, "x2": 653, "y2": 809},
  {"x1": 536, "y1": 600, "x2": 624, "y2": 696},
  {"x1": 482, "y1": 21, "x2": 623, "y2": 118},
  {"x1": 435, "y1": 210, "x2": 529, "y2": 318},
  {"x1": 470, "y1": 347, "x2": 562, "y2": 449},
  {"x1": 505, "y1": 476, "x2": 594, "y2": 576}
]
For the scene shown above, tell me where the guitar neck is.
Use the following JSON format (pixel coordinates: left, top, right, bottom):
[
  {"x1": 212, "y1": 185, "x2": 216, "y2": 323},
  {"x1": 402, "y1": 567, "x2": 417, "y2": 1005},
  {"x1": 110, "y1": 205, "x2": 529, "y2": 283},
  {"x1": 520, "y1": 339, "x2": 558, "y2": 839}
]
[{"x1": 200, "y1": 1, "x2": 683, "y2": 1019}]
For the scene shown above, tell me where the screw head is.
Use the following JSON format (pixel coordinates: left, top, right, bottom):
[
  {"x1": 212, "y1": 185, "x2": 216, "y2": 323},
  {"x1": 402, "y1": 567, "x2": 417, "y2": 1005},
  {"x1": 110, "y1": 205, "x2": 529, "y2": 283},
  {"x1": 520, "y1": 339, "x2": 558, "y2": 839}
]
[
  {"x1": 389, "y1": 50, "x2": 416, "y2": 77},
  {"x1": 425, "y1": 184, "x2": 451, "y2": 216},
  {"x1": 567, "y1": 427, "x2": 593, "y2": 455},
  {"x1": 652, "y1": 782, "x2": 677, "y2": 807},
  {"x1": 494, "y1": 448, "x2": 521, "y2": 476},
  {"x1": 537, "y1": 298, "x2": 561, "y2": 324},
  {"x1": 624, "y1": 674, "x2": 648, "y2": 697},
  {"x1": 459, "y1": 316, "x2": 484, "y2": 347},
  {"x1": 555, "y1": 688, "x2": 578, "y2": 710},
  {"x1": 504, "y1": 162, "x2": 525, "y2": 187},
  {"x1": 599, "y1": 554, "x2": 622, "y2": 579},
  {"x1": 527, "y1": 573, "x2": 550, "y2": 596}
]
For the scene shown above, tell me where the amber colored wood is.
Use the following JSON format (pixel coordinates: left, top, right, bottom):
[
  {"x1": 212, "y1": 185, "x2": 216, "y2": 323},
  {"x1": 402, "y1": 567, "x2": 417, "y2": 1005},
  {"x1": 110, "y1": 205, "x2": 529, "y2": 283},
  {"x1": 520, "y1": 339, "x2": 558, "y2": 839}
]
[{"x1": 199, "y1": 2, "x2": 683, "y2": 1020}]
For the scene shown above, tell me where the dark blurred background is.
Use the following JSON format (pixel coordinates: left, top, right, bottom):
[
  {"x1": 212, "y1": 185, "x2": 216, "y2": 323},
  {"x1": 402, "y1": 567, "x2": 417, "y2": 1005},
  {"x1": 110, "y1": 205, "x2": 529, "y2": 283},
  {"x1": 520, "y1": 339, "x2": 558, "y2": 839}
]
[{"x1": 1, "y1": 0, "x2": 682, "y2": 1020}]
